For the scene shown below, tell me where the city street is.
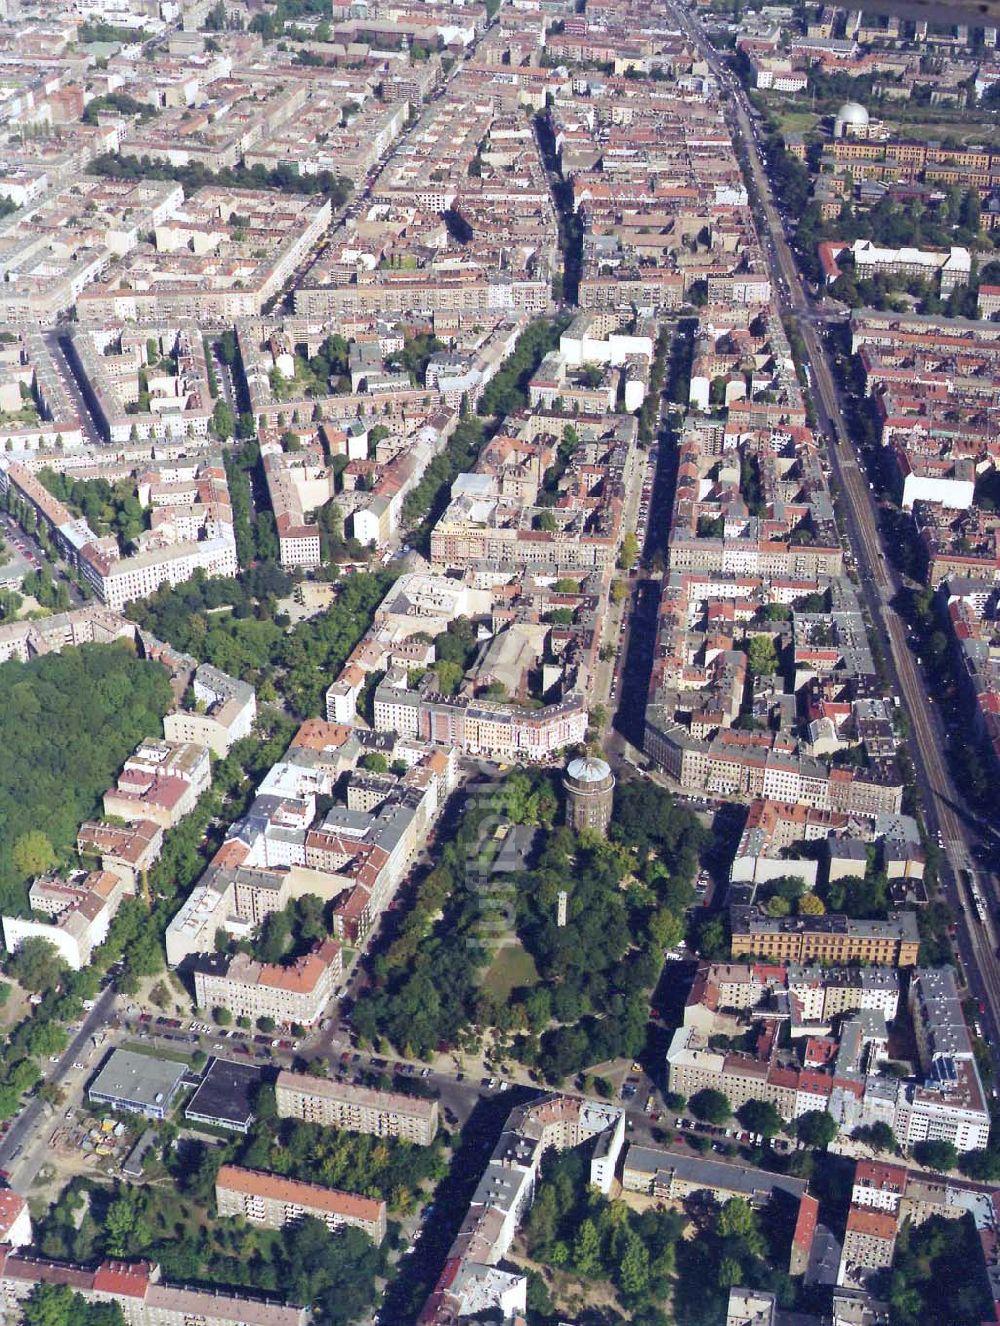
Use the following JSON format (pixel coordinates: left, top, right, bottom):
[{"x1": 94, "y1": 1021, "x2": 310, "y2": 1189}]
[
  {"x1": 42, "y1": 330, "x2": 105, "y2": 446},
  {"x1": 592, "y1": 431, "x2": 657, "y2": 715},
  {"x1": 0, "y1": 986, "x2": 673, "y2": 1188},
  {"x1": 671, "y1": 0, "x2": 1000, "y2": 1064},
  {"x1": 0, "y1": 985, "x2": 117, "y2": 1186},
  {"x1": 607, "y1": 376, "x2": 677, "y2": 758}
]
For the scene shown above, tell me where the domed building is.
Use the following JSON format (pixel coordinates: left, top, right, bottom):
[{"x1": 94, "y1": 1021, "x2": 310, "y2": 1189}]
[
  {"x1": 563, "y1": 756, "x2": 615, "y2": 835},
  {"x1": 834, "y1": 101, "x2": 869, "y2": 139}
]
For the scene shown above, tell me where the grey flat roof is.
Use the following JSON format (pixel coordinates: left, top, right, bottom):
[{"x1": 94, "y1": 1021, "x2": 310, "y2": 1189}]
[
  {"x1": 185, "y1": 1056, "x2": 262, "y2": 1130},
  {"x1": 122, "y1": 1127, "x2": 158, "y2": 1179},
  {"x1": 625, "y1": 1145, "x2": 808, "y2": 1201},
  {"x1": 89, "y1": 1049, "x2": 186, "y2": 1111}
]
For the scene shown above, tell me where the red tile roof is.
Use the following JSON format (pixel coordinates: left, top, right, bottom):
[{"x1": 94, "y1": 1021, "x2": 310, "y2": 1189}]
[
  {"x1": 793, "y1": 1192, "x2": 819, "y2": 1252},
  {"x1": 0, "y1": 1190, "x2": 26, "y2": 1237},
  {"x1": 93, "y1": 1260, "x2": 154, "y2": 1298},
  {"x1": 854, "y1": 1159, "x2": 907, "y2": 1193},
  {"x1": 217, "y1": 1165, "x2": 384, "y2": 1225},
  {"x1": 845, "y1": 1206, "x2": 898, "y2": 1240}
]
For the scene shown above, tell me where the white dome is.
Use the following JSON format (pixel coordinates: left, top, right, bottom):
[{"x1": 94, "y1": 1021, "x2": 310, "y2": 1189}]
[
  {"x1": 566, "y1": 756, "x2": 612, "y2": 784},
  {"x1": 836, "y1": 101, "x2": 869, "y2": 127}
]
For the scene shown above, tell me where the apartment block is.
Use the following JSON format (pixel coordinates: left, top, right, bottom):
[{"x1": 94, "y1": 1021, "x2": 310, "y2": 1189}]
[
  {"x1": 730, "y1": 907, "x2": 920, "y2": 967},
  {"x1": 0, "y1": 1192, "x2": 31, "y2": 1250},
  {"x1": 192, "y1": 940, "x2": 342, "y2": 1028},
  {"x1": 0, "y1": 178, "x2": 183, "y2": 323},
  {"x1": 76, "y1": 818, "x2": 163, "y2": 892},
  {"x1": 103, "y1": 739, "x2": 211, "y2": 831},
  {"x1": 896, "y1": 967, "x2": 991, "y2": 1152},
  {"x1": 838, "y1": 1206, "x2": 898, "y2": 1287},
  {"x1": 275, "y1": 1071, "x2": 438, "y2": 1145},
  {"x1": 851, "y1": 1160, "x2": 907, "y2": 1213},
  {"x1": 726, "y1": 1289, "x2": 777, "y2": 1326},
  {"x1": 164, "y1": 664, "x2": 257, "y2": 757},
  {"x1": 215, "y1": 1165, "x2": 386, "y2": 1244},
  {"x1": 622, "y1": 1146, "x2": 808, "y2": 1209},
  {"x1": 78, "y1": 189, "x2": 332, "y2": 324},
  {"x1": 848, "y1": 310, "x2": 1000, "y2": 585},
  {"x1": 165, "y1": 731, "x2": 451, "y2": 966},
  {"x1": 2, "y1": 869, "x2": 127, "y2": 970},
  {"x1": 0, "y1": 1253, "x2": 306, "y2": 1326},
  {"x1": 260, "y1": 443, "x2": 328, "y2": 571},
  {"x1": 669, "y1": 954, "x2": 985, "y2": 1149},
  {"x1": 978, "y1": 283, "x2": 1000, "y2": 319},
  {"x1": 0, "y1": 455, "x2": 238, "y2": 612},
  {"x1": 828, "y1": 239, "x2": 971, "y2": 294},
  {"x1": 429, "y1": 411, "x2": 638, "y2": 574},
  {"x1": 789, "y1": 964, "x2": 900, "y2": 1024},
  {"x1": 419, "y1": 1095, "x2": 624, "y2": 1324},
  {"x1": 0, "y1": 331, "x2": 84, "y2": 453},
  {"x1": 689, "y1": 960, "x2": 900, "y2": 1031},
  {"x1": 66, "y1": 325, "x2": 213, "y2": 445},
  {"x1": 0, "y1": 603, "x2": 138, "y2": 665},
  {"x1": 374, "y1": 677, "x2": 589, "y2": 764}
]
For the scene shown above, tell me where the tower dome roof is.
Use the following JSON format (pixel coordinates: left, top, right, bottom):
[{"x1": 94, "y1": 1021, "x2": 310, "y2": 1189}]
[
  {"x1": 836, "y1": 101, "x2": 869, "y2": 127},
  {"x1": 566, "y1": 756, "x2": 613, "y2": 784}
]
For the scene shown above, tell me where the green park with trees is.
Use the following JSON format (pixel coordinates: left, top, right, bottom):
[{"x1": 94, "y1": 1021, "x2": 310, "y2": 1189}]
[
  {"x1": 888, "y1": 1213, "x2": 992, "y2": 1325},
  {"x1": 0, "y1": 644, "x2": 172, "y2": 915},
  {"x1": 34, "y1": 1149, "x2": 385, "y2": 1326},
  {"x1": 0, "y1": 691, "x2": 293, "y2": 1123},
  {"x1": 38, "y1": 470, "x2": 149, "y2": 552},
  {"x1": 89, "y1": 151, "x2": 352, "y2": 209},
  {"x1": 352, "y1": 773, "x2": 704, "y2": 1082},
  {"x1": 126, "y1": 565, "x2": 396, "y2": 716},
  {"x1": 522, "y1": 1147, "x2": 683, "y2": 1324},
  {"x1": 520, "y1": 1145, "x2": 799, "y2": 1326}
]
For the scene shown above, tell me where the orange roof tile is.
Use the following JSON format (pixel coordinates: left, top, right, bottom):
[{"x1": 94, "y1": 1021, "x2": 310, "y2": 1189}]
[
  {"x1": 93, "y1": 1260, "x2": 154, "y2": 1298},
  {"x1": 793, "y1": 1193, "x2": 819, "y2": 1252},
  {"x1": 217, "y1": 1165, "x2": 383, "y2": 1224},
  {"x1": 0, "y1": 1191, "x2": 26, "y2": 1237},
  {"x1": 845, "y1": 1206, "x2": 898, "y2": 1240}
]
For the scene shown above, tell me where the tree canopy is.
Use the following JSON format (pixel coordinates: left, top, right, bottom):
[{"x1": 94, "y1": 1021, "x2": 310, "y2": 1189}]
[
  {"x1": 352, "y1": 772, "x2": 703, "y2": 1080},
  {"x1": 240, "y1": 1115, "x2": 446, "y2": 1214},
  {"x1": 37, "y1": 470, "x2": 147, "y2": 551},
  {"x1": 912, "y1": 1138, "x2": 958, "y2": 1173},
  {"x1": 127, "y1": 567, "x2": 395, "y2": 717},
  {"x1": 794, "y1": 1110, "x2": 837, "y2": 1149},
  {"x1": 747, "y1": 634, "x2": 779, "y2": 677},
  {"x1": 0, "y1": 644, "x2": 172, "y2": 912},
  {"x1": 34, "y1": 1173, "x2": 384, "y2": 1326},
  {"x1": 90, "y1": 151, "x2": 352, "y2": 209},
  {"x1": 889, "y1": 1213, "x2": 991, "y2": 1326},
  {"x1": 22, "y1": 1284, "x2": 124, "y2": 1326},
  {"x1": 7, "y1": 938, "x2": 68, "y2": 994},
  {"x1": 525, "y1": 1147, "x2": 683, "y2": 1315},
  {"x1": 689, "y1": 1088, "x2": 731, "y2": 1125},
  {"x1": 737, "y1": 1099, "x2": 783, "y2": 1138}
]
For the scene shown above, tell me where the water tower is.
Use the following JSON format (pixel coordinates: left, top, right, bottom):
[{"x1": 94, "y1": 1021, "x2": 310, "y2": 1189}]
[{"x1": 563, "y1": 756, "x2": 615, "y2": 835}]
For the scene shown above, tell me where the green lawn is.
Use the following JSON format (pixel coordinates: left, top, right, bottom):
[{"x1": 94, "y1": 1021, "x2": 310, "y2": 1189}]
[
  {"x1": 776, "y1": 108, "x2": 818, "y2": 136},
  {"x1": 121, "y1": 1039, "x2": 195, "y2": 1067},
  {"x1": 483, "y1": 944, "x2": 539, "y2": 1000},
  {"x1": 270, "y1": 353, "x2": 325, "y2": 403}
]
